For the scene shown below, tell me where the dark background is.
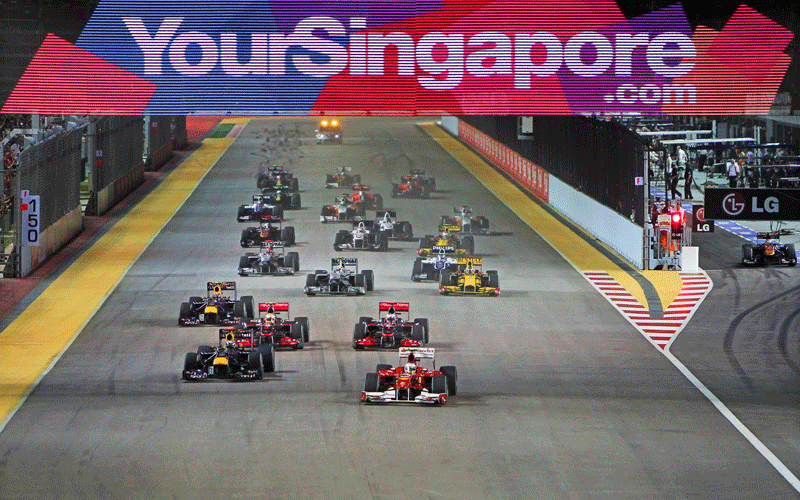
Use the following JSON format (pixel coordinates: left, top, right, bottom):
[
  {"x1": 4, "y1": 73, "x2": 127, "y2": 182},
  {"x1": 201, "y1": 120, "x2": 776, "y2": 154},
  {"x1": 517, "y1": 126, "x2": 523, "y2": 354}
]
[{"x1": 0, "y1": 0, "x2": 797, "y2": 111}]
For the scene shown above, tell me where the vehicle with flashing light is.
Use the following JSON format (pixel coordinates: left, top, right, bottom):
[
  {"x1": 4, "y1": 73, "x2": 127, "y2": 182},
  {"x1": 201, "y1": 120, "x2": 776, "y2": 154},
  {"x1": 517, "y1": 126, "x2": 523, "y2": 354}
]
[{"x1": 316, "y1": 118, "x2": 342, "y2": 144}]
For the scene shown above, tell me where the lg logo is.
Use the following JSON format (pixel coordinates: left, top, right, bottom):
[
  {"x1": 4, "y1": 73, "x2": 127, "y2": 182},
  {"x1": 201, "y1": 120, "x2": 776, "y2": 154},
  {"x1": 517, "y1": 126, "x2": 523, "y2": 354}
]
[
  {"x1": 721, "y1": 193, "x2": 779, "y2": 216},
  {"x1": 721, "y1": 193, "x2": 745, "y2": 216}
]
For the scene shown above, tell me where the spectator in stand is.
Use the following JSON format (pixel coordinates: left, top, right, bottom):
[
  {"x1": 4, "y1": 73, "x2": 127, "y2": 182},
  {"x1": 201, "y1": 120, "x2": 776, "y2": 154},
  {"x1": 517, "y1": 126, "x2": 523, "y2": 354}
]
[
  {"x1": 727, "y1": 159, "x2": 741, "y2": 188},
  {"x1": 746, "y1": 166, "x2": 758, "y2": 188}
]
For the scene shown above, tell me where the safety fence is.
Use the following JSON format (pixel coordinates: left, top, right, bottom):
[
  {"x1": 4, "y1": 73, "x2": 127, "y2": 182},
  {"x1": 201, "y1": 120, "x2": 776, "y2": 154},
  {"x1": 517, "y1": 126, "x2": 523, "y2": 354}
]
[
  {"x1": 443, "y1": 115, "x2": 645, "y2": 268},
  {"x1": 460, "y1": 115, "x2": 646, "y2": 226}
]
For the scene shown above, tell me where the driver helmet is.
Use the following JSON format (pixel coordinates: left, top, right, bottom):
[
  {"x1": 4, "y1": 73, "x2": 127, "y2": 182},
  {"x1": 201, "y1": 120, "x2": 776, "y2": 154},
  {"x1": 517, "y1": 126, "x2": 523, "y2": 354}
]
[
  {"x1": 225, "y1": 340, "x2": 236, "y2": 350},
  {"x1": 263, "y1": 313, "x2": 276, "y2": 326},
  {"x1": 440, "y1": 230, "x2": 449, "y2": 239}
]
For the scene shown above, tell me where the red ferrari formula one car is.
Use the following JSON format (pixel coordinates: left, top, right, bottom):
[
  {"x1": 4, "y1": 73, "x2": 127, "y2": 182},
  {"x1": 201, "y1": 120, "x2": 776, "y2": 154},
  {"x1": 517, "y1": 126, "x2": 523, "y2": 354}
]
[
  {"x1": 352, "y1": 302, "x2": 429, "y2": 349},
  {"x1": 361, "y1": 347, "x2": 457, "y2": 404}
]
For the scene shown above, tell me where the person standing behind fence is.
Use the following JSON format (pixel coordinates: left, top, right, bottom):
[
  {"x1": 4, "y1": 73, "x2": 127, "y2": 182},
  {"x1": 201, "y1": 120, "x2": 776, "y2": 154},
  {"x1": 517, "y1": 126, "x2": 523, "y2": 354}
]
[
  {"x1": 683, "y1": 163, "x2": 694, "y2": 199},
  {"x1": 668, "y1": 154, "x2": 681, "y2": 199},
  {"x1": 727, "y1": 159, "x2": 740, "y2": 187}
]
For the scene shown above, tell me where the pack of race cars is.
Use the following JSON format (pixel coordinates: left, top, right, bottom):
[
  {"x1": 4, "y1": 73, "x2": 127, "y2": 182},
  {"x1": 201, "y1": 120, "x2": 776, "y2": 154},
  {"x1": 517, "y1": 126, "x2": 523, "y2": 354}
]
[{"x1": 179, "y1": 121, "x2": 512, "y2": 404}]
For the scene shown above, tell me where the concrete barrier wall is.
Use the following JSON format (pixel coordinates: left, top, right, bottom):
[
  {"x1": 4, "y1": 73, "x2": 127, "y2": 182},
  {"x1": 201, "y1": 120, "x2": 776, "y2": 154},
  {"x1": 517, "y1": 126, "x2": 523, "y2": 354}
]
[
  {"x1": 97, "y1": 163, "x2": 144, "y2": 215},
  {"x1": 548, "y1": 176, "x2": 643, "y2": 268},
  {"x1": 21, "y1": 207, "x2": 83, "y2": 276},
  {"x1": 447, "y1": 116, "x2": 643, "y2": 269}
]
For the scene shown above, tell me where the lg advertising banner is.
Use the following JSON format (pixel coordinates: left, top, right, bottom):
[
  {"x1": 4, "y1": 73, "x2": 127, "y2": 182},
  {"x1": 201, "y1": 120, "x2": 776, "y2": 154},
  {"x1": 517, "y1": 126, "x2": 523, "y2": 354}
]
[
  {"x1": 704, "y1": 188, "x2": 800, "y2": 221},
  {"x1": 1, "y1": 0, "x2": 794, "y2": 115}
]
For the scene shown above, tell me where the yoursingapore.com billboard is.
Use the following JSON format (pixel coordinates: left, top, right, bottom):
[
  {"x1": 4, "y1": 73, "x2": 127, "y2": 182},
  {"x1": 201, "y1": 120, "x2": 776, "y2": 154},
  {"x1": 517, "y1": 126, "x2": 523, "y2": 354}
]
[{"x1": 1, "y1": 0, "x2": 794, "y2": 115}]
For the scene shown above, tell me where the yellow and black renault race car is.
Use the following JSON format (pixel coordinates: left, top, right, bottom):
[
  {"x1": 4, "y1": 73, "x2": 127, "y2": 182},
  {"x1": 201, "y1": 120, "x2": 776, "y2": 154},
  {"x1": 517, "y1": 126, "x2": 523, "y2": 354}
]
[
  {"x1": 416, "y1": 224, "x2": 474, "y2": 257},
  {"x1": 439, "y1": 258, "x2": 500, "y2": 296}
]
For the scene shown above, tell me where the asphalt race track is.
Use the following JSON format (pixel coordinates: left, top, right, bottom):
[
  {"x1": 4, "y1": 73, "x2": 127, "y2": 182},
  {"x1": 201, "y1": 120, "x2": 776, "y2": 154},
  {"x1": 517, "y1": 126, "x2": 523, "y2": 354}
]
[{"x1": 0, "y1": 118, "x2": 798, "y2": 499}]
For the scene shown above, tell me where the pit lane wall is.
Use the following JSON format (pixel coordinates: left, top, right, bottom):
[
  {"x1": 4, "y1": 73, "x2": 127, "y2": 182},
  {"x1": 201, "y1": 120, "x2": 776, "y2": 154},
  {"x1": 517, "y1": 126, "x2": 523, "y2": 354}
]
[{"x1": 442, "y1": 116, "x2": 643, "y2": 269}]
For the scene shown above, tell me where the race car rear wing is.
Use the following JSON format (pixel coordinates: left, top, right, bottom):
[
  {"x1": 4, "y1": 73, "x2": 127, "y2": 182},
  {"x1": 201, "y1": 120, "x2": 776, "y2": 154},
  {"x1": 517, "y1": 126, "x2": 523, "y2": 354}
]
[
  {"x1": 454, "y1": 206, "x2": 473, "y2": 214},
  {"x1": 218, "y1": 328, "x2": 254, "y2": 342},
  {"x1": 438, "y1": 223, "x2": 462, "y2": 233},
  {"x1": 260, "y1": 215, "x2": 281, "y2": 223},
  {"x1": 457, "y1": 257, "x2": 482, "y2": 266},
  {"x1": 259, "y1": 302, "x2": 290, "y2": 319},
  {"x1": 756, "y1": 231, "x2": 780, "y2": 241},
  {"x1": 376, "y1": 210, "x2": 397, "y2": 219},
  {"x1": 262, "y1": 241, "x2": 285, "y2": 249},
  {"x1": 399, "y1": 347, "x2": 435, "y2": 359},
  {"x1": 409, "y1": 169, "x2": 426, "y2": 175},
  {"x1": 331, "y1": 257, "x2": 358, "y2": 269},
  {"x1": 380, "y1": 301, "x2": 410, "y2": 312},
  {"x1": 353, "y1": 220, "x2": 377, "y2": 229}
]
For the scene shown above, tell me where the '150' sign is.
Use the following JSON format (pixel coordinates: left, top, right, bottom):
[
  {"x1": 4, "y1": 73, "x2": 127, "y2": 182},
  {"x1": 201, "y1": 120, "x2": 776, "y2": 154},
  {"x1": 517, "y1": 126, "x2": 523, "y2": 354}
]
[{"x1": 20, "y1": 190, "x2": 40, "y2": 246}]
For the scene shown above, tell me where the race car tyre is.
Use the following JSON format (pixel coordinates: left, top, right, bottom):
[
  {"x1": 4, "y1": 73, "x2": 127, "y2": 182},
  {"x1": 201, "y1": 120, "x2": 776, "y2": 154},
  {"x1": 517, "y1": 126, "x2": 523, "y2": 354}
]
[
  {"x1": 401, "y1": 222, "x2": 413, "y2": 240},
  {"x1": 291, "y1": 177, "x2": 299, "y2": 192},
  {"x1": 352, "y1": 323, "x2": 367, "y2": 349},
  {"x1": 321, "y1": 206, "x2": 335, "y2": 217},
  {"x1": 325, "y1": 174, "x2": 335, "y2": 184},
  {"x1": 364, "y1": 372, "x2": 380, "y2": 392},
  {"x1": 287, "y1": 252, "x2": 300, "y2": 272},
  {"x1": 363, "y1": 270, "x2": 375, "y2": 291},
  {"x1": 290, "y1": 322, "x2": 304, "y2": 349},
  {"x1": 315, "y1": 269, "x2": 326, "y2": 275},
  {"x1": 241, "y1": 296, "x2": 255, "y2": 319},
  {"x1": 376, "y1": 364, "x2": 392, "y2": 372},
  {"x1": 355, "y1": 273, "x2": 366, "y2": 288},
  {"x1": 478, "y1": 217, "x2": 490, "y2": 233},
  {"x1": 189, "y1": 296, "x2": 202, "y2": 304},
  {"x1": 233, "y1": 301, "x2": 246, "y2": 319},
  {"x1": 431, "y1": 374, "x2": 448, "y2": 397},
  {"x1": 463, "y1": 235, "x2": 475, "y2": 255},
  {"x1": 240, "y1": 229, "x2": 250, "y2": 247},
  {"x1": 196, "y1": 345, "x2": 213, "y2": 355},
  {"x1": 487, "y1": 270, "x2": 499, "y2": 289},
  {"x1": 412, "y1": 259, "x2": 422, "y2": 280},
  {"x1": 419, "y1": 237, "x2": 429, "y2": 249},
  {"x1": 440, "y1": 272, "x2": 451, "y2": 287},
  {"x1": 377, "y1": 233, "x2": 388, "y2": 251},
  {"x1": 742, "y1": 244, "x2": 754, "y2": 265},
  {"x1": 296, "y1": 316, "x2": 310, "y2": 343},
  {"x1": 414, "y1": 318, "x2": 429, "y2": 345},
  {"x1": 179, "y1": 302, "x2": 192, "y2": 319},
  {"x1": 183, "y1": 352, "x2": 201, "y2": 378},
  {"x1": 411, "y1": 323, "x2": 425, "y2": 344},
  {"x1": 238, "y1": 256, "x2": 250, "y2": 274},
  {"x1": 786, "y1": 244, "x2": 797, "y2": 266},
  {"x1": 374, "y1": 194, "x2": 383, "y2": 210},
  {"x1": 291, "y1": 193, "x2": 301, "y2": 209},
  {"x1": 282, "y1": 226, "x2": 296, "y2": 246},
  {"x1": 248, "y1": 351, "x2": 263, "y2": 380},
  {"x1": 305, "y1": 273, "x2": 316, "y2": 288},
  {"x1": 429, "y1": 178, "x2": 436, "y2": 191},
  {"x1": 334, "y1": 231, "x2": 347, "y2": 251},
  {"x1": 259, "y1": 344, "x2": 276, "y2": 373},
  {"x1": 354, "y1": 175, "x2": 361, "y2": 184},
  {"x1": 359, "y1": 317, "x2": 373, "y2": 325},
  {"x1": 440, "y1": 366, "x2": 457, "y2": 396},
  {"x1": 423, "y1": 186, "x2": 430, "y2": 198},
  {"x1": 237, "y1": 206, "x2": 246, "y2": 220}
]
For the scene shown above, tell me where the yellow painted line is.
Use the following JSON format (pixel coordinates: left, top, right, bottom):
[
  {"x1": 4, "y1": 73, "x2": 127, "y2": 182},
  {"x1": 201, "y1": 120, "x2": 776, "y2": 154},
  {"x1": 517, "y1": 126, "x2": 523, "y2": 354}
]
[
  {"x1": 420, "y1": 123, "x2": 649, "y2": 308},
  {"x1": 0, "y1": 136, "x2": 235, "y2": 428},
  {"x1": 639, "y1": 270, "x2": 684, "y2": 310}
]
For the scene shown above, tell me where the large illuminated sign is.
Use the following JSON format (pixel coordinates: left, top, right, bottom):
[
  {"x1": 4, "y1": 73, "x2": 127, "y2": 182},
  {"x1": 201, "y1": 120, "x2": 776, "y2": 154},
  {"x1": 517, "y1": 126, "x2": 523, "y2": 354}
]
[{"x1": 1, "y1": 0, "x2": 793, "y2": 115}]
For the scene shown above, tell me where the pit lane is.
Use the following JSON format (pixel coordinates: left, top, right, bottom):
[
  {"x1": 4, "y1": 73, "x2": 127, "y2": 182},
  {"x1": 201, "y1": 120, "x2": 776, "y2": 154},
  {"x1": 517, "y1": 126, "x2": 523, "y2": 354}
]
[{"x1": 0, "y1": 118, "x2": 796, "y2": 499}]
